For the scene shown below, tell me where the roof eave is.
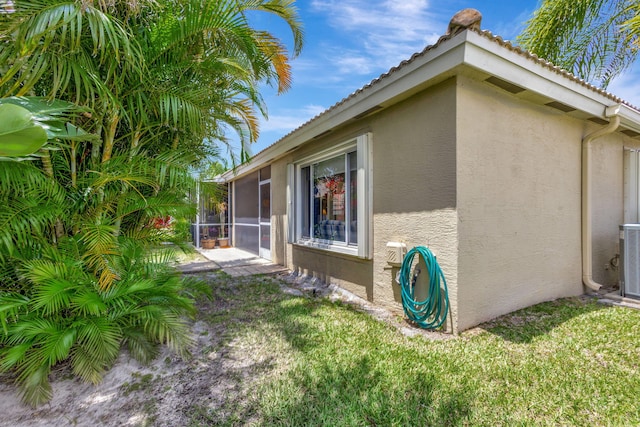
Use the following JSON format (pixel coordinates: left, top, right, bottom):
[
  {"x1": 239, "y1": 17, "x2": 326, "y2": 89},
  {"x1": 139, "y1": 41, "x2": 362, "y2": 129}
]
[
  {"x1": 462, "y1": 31, "x2": 630, "y2": 120},
  {"x1": 220, "y1": 29, "x2": 640, "y2": 181},
  {"x1": 606, "y1": 104, "x2": 640, "y2": 134}
]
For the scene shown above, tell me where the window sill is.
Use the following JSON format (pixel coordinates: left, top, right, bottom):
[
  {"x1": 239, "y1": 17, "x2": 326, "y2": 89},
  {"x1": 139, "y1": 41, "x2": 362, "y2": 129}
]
[{"x1": 293, "y1": 239, "x2": 360, "y2": 257}]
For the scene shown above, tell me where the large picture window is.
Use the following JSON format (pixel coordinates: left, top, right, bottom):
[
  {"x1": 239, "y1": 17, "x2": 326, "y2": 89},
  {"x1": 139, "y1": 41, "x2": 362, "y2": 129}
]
[{"x1": 288, "y1": 134, "x2": 372, "y2": 258}]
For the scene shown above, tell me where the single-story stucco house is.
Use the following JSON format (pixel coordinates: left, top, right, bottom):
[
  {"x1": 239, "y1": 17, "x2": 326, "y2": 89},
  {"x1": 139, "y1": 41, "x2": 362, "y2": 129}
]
[{"x1": 216, "y1": 10, "x2": 640, "y2": 333}]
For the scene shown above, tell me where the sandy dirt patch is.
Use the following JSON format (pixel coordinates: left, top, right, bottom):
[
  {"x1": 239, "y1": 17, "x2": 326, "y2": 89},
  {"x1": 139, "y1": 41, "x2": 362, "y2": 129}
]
[
  {"x1": 0, "y1": 269, "x2": 264, "y2": 427},
  {"x1": 0, "y1": 263, "x2": 440, "y2": 426}
]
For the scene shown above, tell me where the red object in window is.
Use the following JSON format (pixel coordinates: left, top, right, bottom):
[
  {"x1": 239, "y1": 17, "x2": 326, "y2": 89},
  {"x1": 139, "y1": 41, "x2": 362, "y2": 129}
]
[{"x1": 323, "y1": 175, "x2": 345, "y2": 194}]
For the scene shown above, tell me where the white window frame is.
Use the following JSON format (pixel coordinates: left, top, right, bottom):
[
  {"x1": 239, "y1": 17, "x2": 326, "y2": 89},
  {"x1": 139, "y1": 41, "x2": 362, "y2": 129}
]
[{"x1": 288, "y1": 133, "x2": 372, "y2": 258}]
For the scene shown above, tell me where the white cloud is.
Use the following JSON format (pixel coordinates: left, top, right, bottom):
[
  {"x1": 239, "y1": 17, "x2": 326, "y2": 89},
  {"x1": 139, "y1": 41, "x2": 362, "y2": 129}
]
[
  {"x1": 333, "y1": 52, "x2": 375, "y2": 75},
  {"x1": 303, "y1": 104, "x2": 327, "y2": 117},
  {"x1": 607, "y1": 68, "x2": 640, "y2": 108},
  {"x1": 289, "y1": 48, "x2": 374, "y2": 81},
  {"x1": 312, "y1": 0, "x2": 435, "y2": 32},
  {"x1": 260, "y1": 104, "x2": 326, "y2": 133},
  {"x1": 310, "y1": 0, "x2": 442, "y2": 76}
]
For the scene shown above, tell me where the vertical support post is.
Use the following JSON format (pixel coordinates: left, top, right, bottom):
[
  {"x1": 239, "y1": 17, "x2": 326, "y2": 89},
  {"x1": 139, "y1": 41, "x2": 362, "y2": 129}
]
[
  {"x1": 195, "y1": 179, "x2": 201, "y2": 248},
  {"x1": 231, "y1": 180, "x2": 236, "y2": 247},
  {"x1": 227, "y1": 181, "x2": 231, "y2": 245}
]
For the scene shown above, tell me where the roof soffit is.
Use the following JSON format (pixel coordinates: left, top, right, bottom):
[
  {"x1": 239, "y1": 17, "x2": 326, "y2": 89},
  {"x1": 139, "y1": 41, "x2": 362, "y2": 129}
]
[{"x1": 460, "y1": 31, "x2": 614, "y2": 118}]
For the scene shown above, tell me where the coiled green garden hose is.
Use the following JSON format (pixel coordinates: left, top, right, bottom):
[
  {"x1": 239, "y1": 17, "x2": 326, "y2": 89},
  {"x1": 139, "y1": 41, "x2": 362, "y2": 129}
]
[{"x1": 399, "y1": 246, "x2": 449, "y2": 330}]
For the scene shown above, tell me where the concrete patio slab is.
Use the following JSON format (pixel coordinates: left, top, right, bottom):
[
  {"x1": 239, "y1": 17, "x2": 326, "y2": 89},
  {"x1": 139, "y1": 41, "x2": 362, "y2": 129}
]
[
  {"x1": 599, "y1": 292, "x2": 640, "y2": 311},
  {"x1": 223, "y1": 264, "x2": 289, "y2": 277},
  {"x1": 196, "y1": 247, "x2": 288, "y2": 277},
  {"x1": 176, "y1": 260, "x2": 220, "y2": 274}
]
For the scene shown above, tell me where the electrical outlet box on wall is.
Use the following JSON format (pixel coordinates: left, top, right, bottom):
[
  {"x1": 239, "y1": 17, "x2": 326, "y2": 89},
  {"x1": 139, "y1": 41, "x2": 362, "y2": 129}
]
[{"x1": 386, "y1": 242, "x2": 406, "y2": 267}]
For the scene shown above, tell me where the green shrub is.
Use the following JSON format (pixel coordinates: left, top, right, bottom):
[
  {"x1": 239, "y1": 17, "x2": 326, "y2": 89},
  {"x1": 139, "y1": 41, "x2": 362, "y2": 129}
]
[{"x1": 0, "y1": 237, "x2": 198, "y2": 406}]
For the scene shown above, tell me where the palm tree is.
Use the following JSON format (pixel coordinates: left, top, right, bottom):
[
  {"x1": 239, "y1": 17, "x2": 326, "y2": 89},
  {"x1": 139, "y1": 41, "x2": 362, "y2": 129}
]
[
  {"x1": 0, "y1": 0, "x2": 304, "y2": 406},
  {"x1": 0, "y1": 0, "x2": 303, "y2": 163},
  {"x1": 0, "y1": 0, "x2": 304, "y2": 259},
  {"x1": 518, "y1": 0, "x2": 640, "y2": 88}
]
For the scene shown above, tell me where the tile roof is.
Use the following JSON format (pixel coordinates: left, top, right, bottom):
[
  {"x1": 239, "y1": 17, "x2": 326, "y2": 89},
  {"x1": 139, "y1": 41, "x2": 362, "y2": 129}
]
[{"x1": 251, "y1": 27, "x2": 637, "y2": 160}]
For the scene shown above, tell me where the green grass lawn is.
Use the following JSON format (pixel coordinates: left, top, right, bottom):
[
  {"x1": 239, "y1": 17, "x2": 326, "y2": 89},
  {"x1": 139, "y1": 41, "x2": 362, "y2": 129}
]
[{"x1": 193, "y1": 273, "x2": 640, "y2": 426}]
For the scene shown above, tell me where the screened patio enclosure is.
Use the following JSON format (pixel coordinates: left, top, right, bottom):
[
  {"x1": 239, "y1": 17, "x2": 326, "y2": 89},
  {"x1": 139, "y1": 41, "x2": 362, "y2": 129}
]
[
  {"x1": 192, "y1": 181, "x2": 231, "y2": 249},
  {"x1": 232, "y1": 166, "x2": 271, "y2": 259},
  {"x1": 192, "y1": 166, "x2": 271, "y2": 259}
]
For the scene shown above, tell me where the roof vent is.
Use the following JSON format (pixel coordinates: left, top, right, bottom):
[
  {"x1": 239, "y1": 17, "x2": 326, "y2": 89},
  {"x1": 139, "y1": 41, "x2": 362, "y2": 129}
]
[
  {"x1": 313, "y1": 129, "x2": 332, "y2": 139},
  {"x1": 545, "y1": 101, "x2": 576, "y2": 113},
  {"x1": 353, "y1": 105, "x2": 383, "y2": 120},
  {"x1": 485, "y1": 76, "x2": 525, "y2": 94},
  {"x1": 621, "y1": 129, "x2": 640, "y2": 138},
  {"x1": 446, "y1": 9, "x2": 482, "y2": 35}
]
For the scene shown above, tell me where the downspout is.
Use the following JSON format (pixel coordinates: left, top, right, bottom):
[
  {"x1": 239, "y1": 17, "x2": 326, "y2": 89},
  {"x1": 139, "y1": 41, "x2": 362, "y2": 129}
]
[{"x1": 582, "y1": 111, "x2": 620, "y2": 291}]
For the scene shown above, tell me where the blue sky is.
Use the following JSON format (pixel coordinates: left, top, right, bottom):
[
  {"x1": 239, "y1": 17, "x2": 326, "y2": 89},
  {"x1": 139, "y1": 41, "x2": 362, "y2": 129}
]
[{"x1": 235, "y1": 0, "x2": 640, "y2": 158}]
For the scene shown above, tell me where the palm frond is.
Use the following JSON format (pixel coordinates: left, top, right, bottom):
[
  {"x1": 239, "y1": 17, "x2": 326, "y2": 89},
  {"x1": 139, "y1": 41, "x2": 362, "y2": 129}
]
[
  {"x1": 0, "y1": 193, "x2": 64, "y2": 255},
  {"x1": 137, "y1": 306, "x2": 193, "y2": 358},
  {"x1": 17, "y1": 363, "x2": 52, "y2": 407},
  {"x1": 243, "y1": 0, "x2": 304, "y2": 56},
  {"x1": 147, "y1": 0, "x2": 245, "y2": 64},
  {"x1": 71, "y1": 288, "x2": 108, "y2": 316},
  {"x1": 75, "y1": 316, "x2": 122, "y2": 360},
  {"x1": 29, "y1": 278, "x2": 75, "y2": 317},
  {"x1": 41, "y1": 326, "x2": 76, "y2": 366},
  {"x1": 252, "y1": 29, "x2": 293, "y2": 93},
  {"x1": 5, "y1": 317, "x2": 58, "y2": 344},
  {"x1": 157, "y1": 92, "x2": 206, "y2": 130},
  {"x1": 0, "y1": 343, "x2": 31, "y2": 371},
  {"x1": 519, "y1": 0, "x2": 638, "y2": 88},
  {"x1": 69, "y1": 344, "x2": 107, "y2": 384},
  {"x1": 79, "y1": 223, "x2": 118, "y2": 289},
  {"x1": 1, "y1": 0, "x2": 139, "y2": 98},
  {"x1": 88, "y1": 165, "x2": 159, "y2": 193},
  {"x1": 0, "y1": 293, "x2": 30, "y2": 335},
  {"x1": 121, "y1": 327, "x2": 159, "y2": 364}
]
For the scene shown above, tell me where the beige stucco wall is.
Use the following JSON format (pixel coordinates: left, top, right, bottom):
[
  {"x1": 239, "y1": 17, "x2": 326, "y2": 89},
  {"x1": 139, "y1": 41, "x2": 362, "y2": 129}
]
[
  {"x1": 264, "y1": 72, "x2": 635, "y2": 334},
  {"x1": 267, "y1": 80, "x2": 459, "y2": 322},
  {"x1": 456, "y1": 75, "x2": 586, "y2": 331},
  {"x1": 369, "y1": 79, "x2": 459, "y2": 330}
]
